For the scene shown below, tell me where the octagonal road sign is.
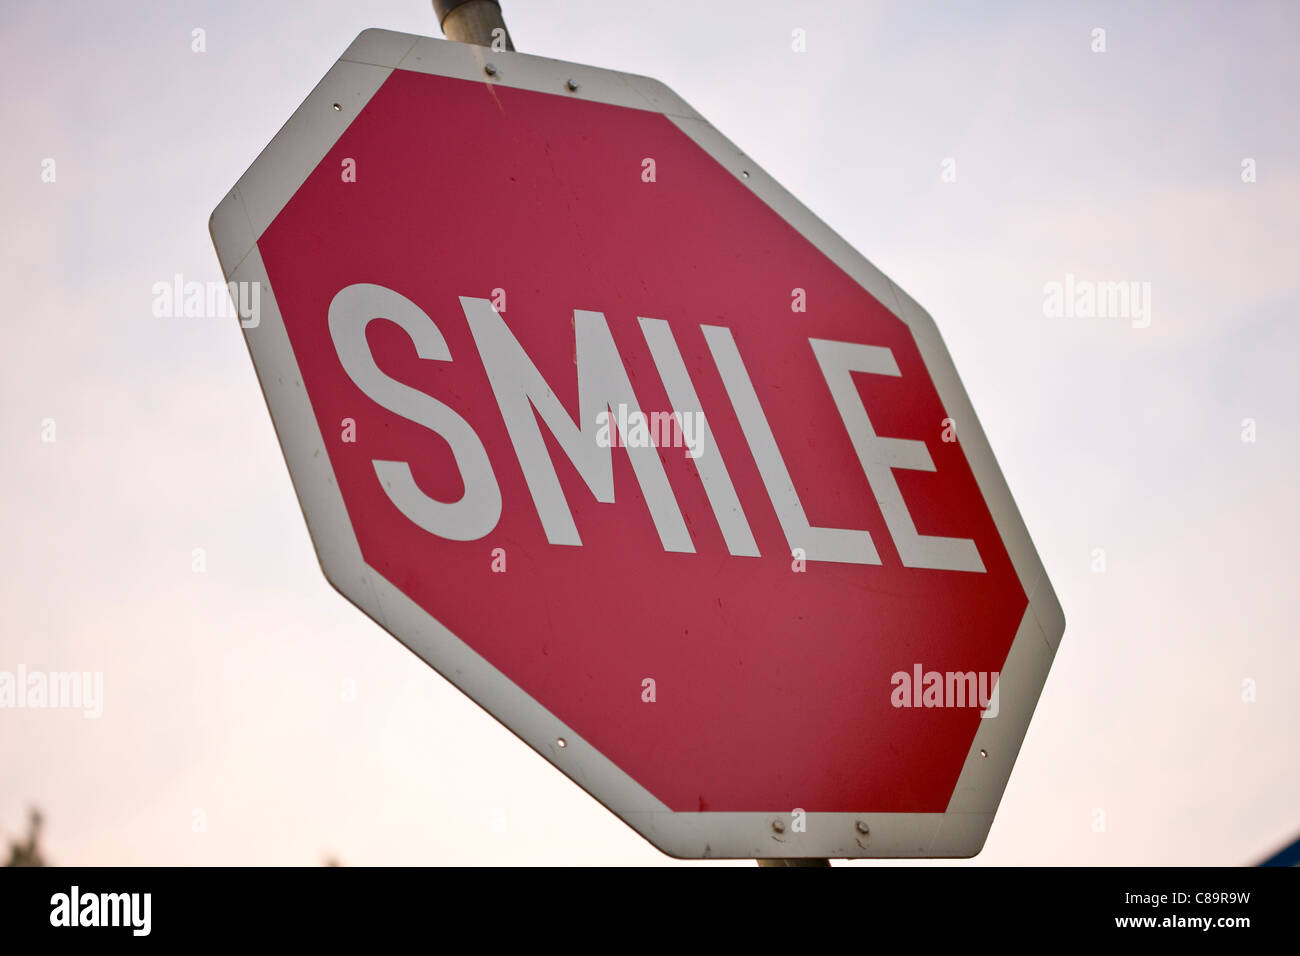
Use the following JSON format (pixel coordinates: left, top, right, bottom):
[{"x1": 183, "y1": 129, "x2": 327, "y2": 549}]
[{"x1": 209, "y1": 29, "x2": 1065, "y2": 859}]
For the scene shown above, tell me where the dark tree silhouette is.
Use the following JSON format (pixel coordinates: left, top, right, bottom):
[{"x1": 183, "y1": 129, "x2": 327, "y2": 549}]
[
  {"x1": 4, "y1": 808, "x2": 48, "y2": 867},
  {"x1": 4, "y1": 807, "x2": 336, "y2": 866}
]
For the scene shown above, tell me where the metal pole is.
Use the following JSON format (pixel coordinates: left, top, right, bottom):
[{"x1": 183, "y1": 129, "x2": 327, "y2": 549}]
[
  {"x1": 758, "y1": 858, "x2": 831, "y2": 867},
  {"x1": 433, "y1": 0, "x2": 515, "y2": 50}
]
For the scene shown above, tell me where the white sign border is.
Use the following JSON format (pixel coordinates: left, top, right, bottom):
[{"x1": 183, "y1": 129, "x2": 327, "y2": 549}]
[{"x1": 210, "y1": 29, "x2": 1065, "y2": 860}]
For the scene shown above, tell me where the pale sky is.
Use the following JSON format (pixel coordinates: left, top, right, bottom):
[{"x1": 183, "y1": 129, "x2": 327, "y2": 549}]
[{"x1": 1, "y1": 0, "x2": 1297, "y2": 865}]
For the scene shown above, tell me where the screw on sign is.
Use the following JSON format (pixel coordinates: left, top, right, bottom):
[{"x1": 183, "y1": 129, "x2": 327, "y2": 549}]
[{"x1": 209, "y1": 29, "x2": 1064, "y2": 860}]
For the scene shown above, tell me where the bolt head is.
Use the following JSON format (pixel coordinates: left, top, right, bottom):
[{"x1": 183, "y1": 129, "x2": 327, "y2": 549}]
[
  {"x1": 771, "y1": 819, "x2": 786, "y2": 834},
  {"x1": 484, "y1": 63, "x2": 498, "y2": 77},
  {"x1": 566, "y1": 78, "x2": 580, "y2": 91},
  {"x1": 855, "y1": 820, "x2": 870, "y2": 835}
]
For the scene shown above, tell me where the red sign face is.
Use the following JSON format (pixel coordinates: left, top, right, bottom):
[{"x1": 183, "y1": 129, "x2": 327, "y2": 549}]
[{"x1": 217, "y1": 31, "x2": 1061, "y2": 857}]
